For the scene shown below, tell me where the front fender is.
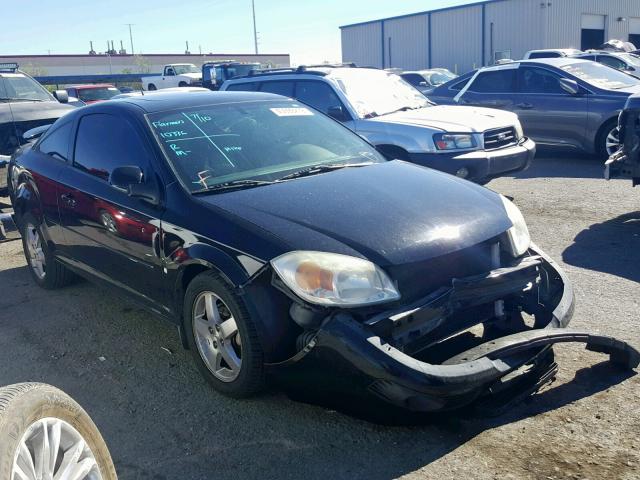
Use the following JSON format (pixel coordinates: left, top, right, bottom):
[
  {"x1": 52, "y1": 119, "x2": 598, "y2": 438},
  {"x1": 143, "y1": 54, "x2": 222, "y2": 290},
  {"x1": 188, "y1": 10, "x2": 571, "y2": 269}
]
[{"x1": 355, "y1": 120, "x2": 436, "y2": 153}]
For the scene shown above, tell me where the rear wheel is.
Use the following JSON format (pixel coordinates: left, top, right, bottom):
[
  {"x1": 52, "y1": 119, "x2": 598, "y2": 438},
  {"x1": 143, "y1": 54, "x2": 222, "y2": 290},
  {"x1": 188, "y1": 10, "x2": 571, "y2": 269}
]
[
  {"x1": 147, "y1": 83, "x2": 157, "y2": 91},
  {"x1": 597, "y1": 120, "x2": 621, "y2": 159},
  {"x1": 21, "y1": 214, "x2": 74, "y2": 289},
  {"x1": 183, "y1": 271, "x2": 265, "y2": 397}
]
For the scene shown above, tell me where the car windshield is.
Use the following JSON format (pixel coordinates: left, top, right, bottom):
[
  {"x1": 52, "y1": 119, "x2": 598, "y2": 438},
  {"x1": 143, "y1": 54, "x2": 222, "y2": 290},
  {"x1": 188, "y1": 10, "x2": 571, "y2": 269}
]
[
  {"x1": 148, "y1": 100, "x2": 385, "y2": 192},
  {"x1": 426, "y1": 71, "x2": 456, "y2": 86},
  {"x1": 0, "y1": 73, "x2": 52, "y2": 101},
  {"x1": 561, "y1": 61, "x2": 640, "y2": 89},
  {"x1": 77, "y1": 87, "x2": 119, "y2": 102},
  {"x1": 330, "y1": 69, "x2": 431, "y2": 118},
  {"x1": 174, "y1": 64, "x2": 200, "y2": 75}
]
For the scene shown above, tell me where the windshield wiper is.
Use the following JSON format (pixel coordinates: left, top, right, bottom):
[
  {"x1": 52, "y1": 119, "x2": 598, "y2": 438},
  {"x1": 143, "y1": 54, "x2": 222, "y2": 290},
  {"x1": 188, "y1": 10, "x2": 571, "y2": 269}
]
[
  {"x1": 0, "y1": 97, "x2": 45, "y2": 102},
  {"x1": 381, "y1": 105, "x2": 423, "y2": 116},
  {"x1": 276, "y1": 162, "x2": 374, "y2": 182},
  {"x1": 192, "y1": 179, "x2": 276, "y2": 194}
]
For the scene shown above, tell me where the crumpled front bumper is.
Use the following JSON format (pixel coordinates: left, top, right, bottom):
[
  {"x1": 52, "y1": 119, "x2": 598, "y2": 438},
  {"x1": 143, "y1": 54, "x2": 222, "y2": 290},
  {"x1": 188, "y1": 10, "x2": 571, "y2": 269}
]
[
  {"x1": 408, "y1": 138, "x2": 536, "y2": 184},
  {"x1": 268, "y1": 245, "x2": 639, "y2": 413}
]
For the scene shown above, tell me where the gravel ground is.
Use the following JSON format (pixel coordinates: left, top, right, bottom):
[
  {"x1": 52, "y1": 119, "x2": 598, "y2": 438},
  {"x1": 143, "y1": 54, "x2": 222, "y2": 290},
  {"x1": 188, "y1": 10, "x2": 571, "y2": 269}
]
[{"x1": 0, "y1": 153, "x2": 638, "y2": 480}]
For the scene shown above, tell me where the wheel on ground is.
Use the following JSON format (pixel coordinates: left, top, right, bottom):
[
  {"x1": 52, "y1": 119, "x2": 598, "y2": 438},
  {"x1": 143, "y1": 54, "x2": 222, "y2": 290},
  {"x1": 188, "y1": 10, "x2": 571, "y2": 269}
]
[
  {"x1": 597, "y1": 120, "x2": 621, "y2": 159},
  {"x1": 20, "y1": 214, "x2": 75, "y2": 289},
  {"x1": 178, "y1": 81, "x2": 188, "y2": 88},
  {"x1": 0, "y1": 383, "x2": 117, "y2": 480},
  {"x1": 183, "y1": 271, "x2": 265, "y2": 397},
  {"x1": 147, "y1": 83, "x2": 157, "y2": 91}
]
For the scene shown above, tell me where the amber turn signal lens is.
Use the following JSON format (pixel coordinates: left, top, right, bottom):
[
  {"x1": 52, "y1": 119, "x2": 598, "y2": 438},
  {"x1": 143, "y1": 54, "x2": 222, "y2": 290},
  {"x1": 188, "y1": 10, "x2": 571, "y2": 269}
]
[{"x1": 295, "y1": 261, "x2": 334, "y2": 292}]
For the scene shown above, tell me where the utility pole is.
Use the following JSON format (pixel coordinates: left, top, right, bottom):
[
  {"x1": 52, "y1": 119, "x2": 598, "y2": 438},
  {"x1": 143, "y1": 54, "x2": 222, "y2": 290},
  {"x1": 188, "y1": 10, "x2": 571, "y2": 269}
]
[
  {"x1": 125, "y1": 24, "x2": 135, "y2": 55},
  {"x1": 251, "y1": 0, "x2": 258, "y2": 54}
]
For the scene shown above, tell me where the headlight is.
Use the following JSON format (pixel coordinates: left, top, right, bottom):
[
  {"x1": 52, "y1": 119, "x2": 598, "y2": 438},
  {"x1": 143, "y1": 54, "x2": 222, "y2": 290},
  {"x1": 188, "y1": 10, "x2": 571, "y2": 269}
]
[
  {"x1": 271, "y1": 251, "x2": 400, "y2": 307},
  {"x1": 433, "y1": 133, "x2": 477, "y2": 150},
  {"x1": 500, "y1": 196, "x2": 530, "y2": 257},
  {"x1": 514, "y1": 120, "x2": 524, "y2": 139}
]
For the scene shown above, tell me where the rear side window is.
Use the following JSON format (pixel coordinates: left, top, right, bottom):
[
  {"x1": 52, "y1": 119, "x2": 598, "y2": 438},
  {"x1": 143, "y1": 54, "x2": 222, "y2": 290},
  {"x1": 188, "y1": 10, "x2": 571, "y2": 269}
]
[
  {"x1": 528, "y1": 52, "x2": 561, "y2": 59},
  {"x1": 468, "y1": 70, "x2": 516, "y2": 93},
  {"x1": 38, "y1": 122, "x2": 73, "y2": 161},
  {"x1": 73, "y1": 114, "x2": 150, "y2": 182},
  {"x1": 225, "y1": 82, "x2": 259, "y2": 91},
  {"x1": 518, "y1": 67, "x2": 565, "y2": 94},
  {"x1": 598, "y1": 55, "x2": 626, "y2": 70},
  {"x1": 295, "y1": 81, "x2": 344, "y2": 116},
  {"x1": 259, "y1": 81, "x2": 294, "y2": 97}
]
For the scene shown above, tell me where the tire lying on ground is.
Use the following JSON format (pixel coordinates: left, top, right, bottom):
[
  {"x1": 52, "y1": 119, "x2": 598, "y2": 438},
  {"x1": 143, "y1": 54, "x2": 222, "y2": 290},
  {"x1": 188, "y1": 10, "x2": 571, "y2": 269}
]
[{"x1": 0, "y1": 383, "x2": 117, "y2": 480}]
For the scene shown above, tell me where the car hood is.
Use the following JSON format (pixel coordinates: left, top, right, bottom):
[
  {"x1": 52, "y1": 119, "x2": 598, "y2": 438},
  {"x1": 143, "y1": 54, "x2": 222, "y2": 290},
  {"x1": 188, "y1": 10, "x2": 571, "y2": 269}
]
[
  {"x1": 368, "y1": 105, "x2": 518, "y2": 133},
  {"x1": 200, "y1": 161, "x2": 512, "y2": 266},
  {"x1": 613, "y1": 84, "x2": 640, "y2": 95},
  {"x1": 0, "y1": 101, "x2": 75, "y2": 124}
]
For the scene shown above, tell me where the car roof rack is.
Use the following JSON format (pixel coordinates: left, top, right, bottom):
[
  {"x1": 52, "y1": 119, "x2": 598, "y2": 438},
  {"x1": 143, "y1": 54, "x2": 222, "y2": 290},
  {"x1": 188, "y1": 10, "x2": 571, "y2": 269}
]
[
  {"x1": 0, "y1": 62, "x2": 19, "y2": 73},
  {"x1": 244, "y1": 62, "x2": 359, "y2": 79}
]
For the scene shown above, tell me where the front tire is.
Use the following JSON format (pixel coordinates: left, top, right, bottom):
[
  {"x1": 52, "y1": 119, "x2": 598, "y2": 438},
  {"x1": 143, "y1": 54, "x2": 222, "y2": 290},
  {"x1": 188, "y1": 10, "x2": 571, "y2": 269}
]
[
  {"x1": 0, "y1": 383, "x2": 117, "y2": 480},
  {"x1": 178, "y1": 81, "x2": 188, "y2": 88},
  {"x1": 183, "y1": 271, "x2": 265, "y2": 397},
  {"x1": 596, "y1": 120, "x2": 621, "y2": 159},
  {"x1": 20, "y1": 214, "x2": 74, "y2": 289}
]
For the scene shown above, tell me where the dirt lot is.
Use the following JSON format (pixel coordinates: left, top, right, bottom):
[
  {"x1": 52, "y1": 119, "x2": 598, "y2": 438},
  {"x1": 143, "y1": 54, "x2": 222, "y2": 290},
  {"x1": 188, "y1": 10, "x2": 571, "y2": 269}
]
[{"x1": 0, "y1": 153, "x2": 638, "y2": 480}]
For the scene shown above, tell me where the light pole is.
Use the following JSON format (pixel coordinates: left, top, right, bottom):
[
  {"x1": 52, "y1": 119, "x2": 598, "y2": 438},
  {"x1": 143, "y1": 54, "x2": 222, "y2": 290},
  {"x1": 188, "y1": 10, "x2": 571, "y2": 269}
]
[
  {"x1": 251, "y1": 0, "x2": 258, "y2": 54},
  {"x1": 125, "y1": 24, "x2": 135, "y2": 55}
]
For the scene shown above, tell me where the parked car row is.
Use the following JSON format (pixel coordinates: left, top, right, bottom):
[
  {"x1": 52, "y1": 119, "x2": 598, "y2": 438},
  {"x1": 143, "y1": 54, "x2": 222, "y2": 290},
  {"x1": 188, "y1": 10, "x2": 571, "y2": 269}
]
[{"x1": 7, "y1": 89, "x2": 639, "y2": 415}]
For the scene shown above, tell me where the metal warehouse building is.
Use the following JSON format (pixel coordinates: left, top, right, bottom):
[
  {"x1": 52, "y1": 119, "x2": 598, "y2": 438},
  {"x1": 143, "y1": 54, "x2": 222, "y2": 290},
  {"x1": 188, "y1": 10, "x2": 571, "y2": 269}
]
[{"x1": 340, "y1": 0, "x2": 640, "y2": 74}]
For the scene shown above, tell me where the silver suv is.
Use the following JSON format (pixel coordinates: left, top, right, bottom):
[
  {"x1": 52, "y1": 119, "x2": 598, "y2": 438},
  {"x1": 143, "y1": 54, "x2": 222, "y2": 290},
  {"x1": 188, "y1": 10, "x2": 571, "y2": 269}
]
[{"x1": 221, "y1": 65, "x2": 535, "y2": 184}]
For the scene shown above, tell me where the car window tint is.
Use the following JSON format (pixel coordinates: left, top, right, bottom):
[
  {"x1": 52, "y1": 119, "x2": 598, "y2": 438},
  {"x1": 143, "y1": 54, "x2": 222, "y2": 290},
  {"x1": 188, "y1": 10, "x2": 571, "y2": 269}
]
[
  {"x1": 528, "y1": 52, "x2": 560, "y2": 59},
  {"x1": 295, "y1": 81, "x2": 343, "y2": 115},
  {"x1": 225, "y1": 82, "x2": 259, "y2": 91},
  {"x1": 598, "y1": 55, "x2": 626, "y2": 70},
  {"x1": 518, "y1": 67, "x2": 565, "y2": 94},
  {"x1": 38, "y1": 121, "x2": 73, "y2": 161},
  {"x1": 74, "y1": 113, "x2": 150, "y2": 182},
  {"x1": 259, "y1": 81, "x2": 294, "y2": 97},
  {"x1": 400, "y1": 73, "x2": 425, "y2": 86},
  {"x1": 468, "y1": 70, "x2": 516, "y2": 93}
]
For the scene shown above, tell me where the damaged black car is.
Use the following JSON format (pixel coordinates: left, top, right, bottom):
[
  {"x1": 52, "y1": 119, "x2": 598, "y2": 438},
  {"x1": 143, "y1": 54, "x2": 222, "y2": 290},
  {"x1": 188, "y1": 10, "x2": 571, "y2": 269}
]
[{"x1": 9, "y1": 91, "x2": 639, "y2": 414}]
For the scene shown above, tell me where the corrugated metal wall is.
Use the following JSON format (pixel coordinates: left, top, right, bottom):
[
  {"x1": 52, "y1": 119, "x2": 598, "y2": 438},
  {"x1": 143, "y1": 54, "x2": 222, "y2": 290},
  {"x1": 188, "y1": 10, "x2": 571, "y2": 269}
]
[
  {"x1": 339, "y1": 0, "x2": 640, "y2": 73},
  {"x1": 485, "y1": 0, "x2": 545, "y2": 62},
  {"x1": 546, "y1": 0, "x2": 640, "y2": 48},
  {"x1": 341, "y1": 22, "x2": 383, "y2": 67},
  {"x1": 431, "y1": 5, "x2": 484, "y2": 73},
  {"x1": 384, "y1": 15, "x2": 429, "y2": 70}
]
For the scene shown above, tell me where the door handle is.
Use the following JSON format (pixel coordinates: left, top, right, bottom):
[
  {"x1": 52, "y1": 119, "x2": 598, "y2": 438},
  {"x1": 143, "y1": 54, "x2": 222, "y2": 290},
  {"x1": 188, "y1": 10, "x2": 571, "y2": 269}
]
[
  {"x1": 60, "y1": 193, "x2": 76, "y2": 207},
  {"x1": 516, "y1": 103, "x2": 534, "y2": 109}
]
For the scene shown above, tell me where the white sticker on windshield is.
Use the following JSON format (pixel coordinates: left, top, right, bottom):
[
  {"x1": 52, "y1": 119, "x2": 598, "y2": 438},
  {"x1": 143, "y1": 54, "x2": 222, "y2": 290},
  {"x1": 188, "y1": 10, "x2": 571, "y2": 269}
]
[{"x1": 270, "y1": 107, "x2": 314, "y2": 117}]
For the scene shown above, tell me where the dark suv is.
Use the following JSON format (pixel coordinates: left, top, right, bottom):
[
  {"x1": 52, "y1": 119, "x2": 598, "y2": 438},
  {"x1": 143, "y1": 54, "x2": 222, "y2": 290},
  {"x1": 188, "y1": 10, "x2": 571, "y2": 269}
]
[
  {"x1": 0, "y1": 63, "x2": 74, "y2": 194},
  {"x1": 430, "y1": 58, "x2": 640, "y2": 158}
]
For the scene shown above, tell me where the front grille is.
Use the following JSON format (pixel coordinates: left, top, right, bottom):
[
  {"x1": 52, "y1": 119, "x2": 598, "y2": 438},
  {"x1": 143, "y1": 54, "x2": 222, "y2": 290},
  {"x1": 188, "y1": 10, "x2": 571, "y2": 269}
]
[{"x1": 483, "y1": 126, "x2": 517, "y2": 151}]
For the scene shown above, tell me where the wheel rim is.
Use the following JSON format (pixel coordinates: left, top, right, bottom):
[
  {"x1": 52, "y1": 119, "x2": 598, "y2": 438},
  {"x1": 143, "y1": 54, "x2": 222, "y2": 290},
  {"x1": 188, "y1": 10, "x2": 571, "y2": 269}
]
[
  {"x1": 25, "y1": 223, "x2": 46, "y2": 280},
  {"x1": 12, "y1": 417, "x2": 102, "y2": 480},
  {"x1": 192, "y1": 291, "x2": 242, "y2": 382},
  {"x1": 606, "y1": 126, "x2": 621, "y2": 156}
]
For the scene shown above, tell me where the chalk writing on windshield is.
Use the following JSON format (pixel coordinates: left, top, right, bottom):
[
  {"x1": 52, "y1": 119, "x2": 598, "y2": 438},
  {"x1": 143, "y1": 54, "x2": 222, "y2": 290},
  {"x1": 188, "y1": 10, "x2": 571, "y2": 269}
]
[{"x1": 170, "y1": 143, "x2": 191, "y2": 157}]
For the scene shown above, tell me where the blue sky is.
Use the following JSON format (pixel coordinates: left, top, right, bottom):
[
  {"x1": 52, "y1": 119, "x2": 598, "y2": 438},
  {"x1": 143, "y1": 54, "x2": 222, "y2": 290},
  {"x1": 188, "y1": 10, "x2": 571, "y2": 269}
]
[{"x1": 4, "y1": 0, "x2": 478, "y2": 63}]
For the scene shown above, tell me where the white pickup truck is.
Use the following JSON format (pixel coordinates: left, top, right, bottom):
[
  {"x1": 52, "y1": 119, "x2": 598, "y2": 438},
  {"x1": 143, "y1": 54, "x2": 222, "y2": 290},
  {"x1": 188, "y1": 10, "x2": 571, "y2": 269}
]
[{"x1": 143, "y1": 64, "x2": 203, "y2": 91}]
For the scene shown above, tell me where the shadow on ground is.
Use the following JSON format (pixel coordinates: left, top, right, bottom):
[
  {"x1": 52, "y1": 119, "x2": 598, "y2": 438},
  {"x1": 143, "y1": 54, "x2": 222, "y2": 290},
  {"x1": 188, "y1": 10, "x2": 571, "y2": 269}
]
[
  {"x1": 505, "y1": 150, "x2": 604, "y2": 180},
  {"x1": 0, "y1": 263, "x2": 634, "y2": 479},
  {"x1": 563, "y1": 211, "x2": 640, "y2": 283}
]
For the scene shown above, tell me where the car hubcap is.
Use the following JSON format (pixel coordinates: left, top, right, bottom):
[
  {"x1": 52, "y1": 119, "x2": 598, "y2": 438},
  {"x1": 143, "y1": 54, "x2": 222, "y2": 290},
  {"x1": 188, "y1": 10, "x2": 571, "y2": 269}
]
[
  {"x1": 192, "y1": 291, "x2": 242, "y2": 382},
  {"x1": 25, "y1": 223, "x2": 46, "y2": 279},
  {"x1": 12, "y1": 417, "x2": 102, "y2": 480},
  {"x1": 606, "y1": 126, "x2": 621, "y2": 156}
]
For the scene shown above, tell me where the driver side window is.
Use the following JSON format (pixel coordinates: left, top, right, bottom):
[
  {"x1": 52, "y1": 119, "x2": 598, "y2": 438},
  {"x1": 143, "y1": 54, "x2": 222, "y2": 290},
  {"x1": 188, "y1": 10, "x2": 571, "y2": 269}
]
[
  {"x1": 166, "y1": 68, "x2": 175, "y2": 76},
  {"x1": 517, "y1": 67, "x2": 565, "y2": 94},
  {"x1": 38, "y1": 121, "x2": 73, "y2": 161}
]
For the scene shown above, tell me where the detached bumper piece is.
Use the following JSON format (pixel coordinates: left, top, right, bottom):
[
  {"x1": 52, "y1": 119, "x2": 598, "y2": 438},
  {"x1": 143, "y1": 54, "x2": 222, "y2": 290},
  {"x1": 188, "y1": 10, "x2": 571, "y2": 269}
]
[
  {"x1": 409, "y1": 137, "x2": 535, "y2": 184},
  {"x1": 0, "y1": 213, "x2": 19, "y2": 241},
  {"x1": 605, "y1": 97, "x2": 640, "y2": 186},
  {"x1": 270, "y1": 247, "x2": 639, "y2": 413}
]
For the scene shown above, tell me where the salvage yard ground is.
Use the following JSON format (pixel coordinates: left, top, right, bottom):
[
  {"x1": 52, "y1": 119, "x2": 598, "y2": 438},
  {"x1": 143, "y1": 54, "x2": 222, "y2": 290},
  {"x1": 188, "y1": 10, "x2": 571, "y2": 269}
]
[{"x1": 0, "y1": 153, "x2": 638, "y2": 480}]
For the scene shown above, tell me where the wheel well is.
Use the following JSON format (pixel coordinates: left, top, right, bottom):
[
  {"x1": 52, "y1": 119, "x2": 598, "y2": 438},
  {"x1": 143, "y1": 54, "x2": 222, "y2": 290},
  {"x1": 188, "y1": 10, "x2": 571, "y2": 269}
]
[
  {"x1": 596, "y1": 118, "x2": 618, "y2": 143},
  {"x1": 376, "y1": 144, "x2": 410, "y2": 161},
  {"x1": 178, "y1": 81, "x2": 188, "y2": 87}
]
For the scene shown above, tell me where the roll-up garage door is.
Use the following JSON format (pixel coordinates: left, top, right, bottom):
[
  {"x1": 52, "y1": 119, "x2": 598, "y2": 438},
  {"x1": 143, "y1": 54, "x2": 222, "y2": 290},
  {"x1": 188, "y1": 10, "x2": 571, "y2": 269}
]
[
  {"x1": 581, "y1": 14, "x2": 606, "y2": 50},
  {"x1": 630, "y1": 18, "x2": 640, "y2": 49}
]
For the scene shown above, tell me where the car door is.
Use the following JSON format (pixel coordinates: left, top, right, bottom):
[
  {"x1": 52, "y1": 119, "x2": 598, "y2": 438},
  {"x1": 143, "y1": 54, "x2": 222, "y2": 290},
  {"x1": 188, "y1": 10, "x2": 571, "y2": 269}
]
[
  {"x1": 57, "y1": 112, "x2": 168, "y2": 311},
  {"x1": 512, "y1": 66, "x2": 588, "y2": 148},
  {"x1": 457, "y1": 68, "x2": 518, "y2": 111}
]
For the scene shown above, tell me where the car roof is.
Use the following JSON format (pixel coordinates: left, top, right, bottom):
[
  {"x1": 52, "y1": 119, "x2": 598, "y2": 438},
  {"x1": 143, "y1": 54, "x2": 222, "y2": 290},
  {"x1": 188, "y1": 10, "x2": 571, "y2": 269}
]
[
  {"x1": 484, "y1": 57, "x2": 591, "y2": 69},
  {"x1": 113, "y1": 90, "x2": 289, "y2": 113},
  {"x1": 67, "y1": 84, "x2": 115, "y2": 89}
]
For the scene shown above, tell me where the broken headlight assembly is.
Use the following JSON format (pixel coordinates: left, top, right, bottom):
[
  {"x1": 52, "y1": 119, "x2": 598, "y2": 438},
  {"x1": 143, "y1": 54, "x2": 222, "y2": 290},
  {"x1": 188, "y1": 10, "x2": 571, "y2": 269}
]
[
  {"x1": 500, "y1": 195, "x2": 531, "y2": 257},
  {"x1": 271, "y1": 251, "x2": 400, "y2": 307}
]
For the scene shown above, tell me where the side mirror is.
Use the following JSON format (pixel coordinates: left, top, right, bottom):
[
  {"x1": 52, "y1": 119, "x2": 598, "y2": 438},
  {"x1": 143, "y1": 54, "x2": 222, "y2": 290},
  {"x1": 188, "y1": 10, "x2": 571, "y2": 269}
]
[
  {"x1": 110, "y1": 166, "x2": 161, "y2": 205},
  {"x1": 559, "y1": 78, "x2": 580, "y2": 95},
  {"x1": 53, "y1": 90, "x2": 69, "y2": 103},
  {"x1": 327, "y1": 105, "x2": 348, "y2": 121},
  {"x1": 419, "y1": 81, "x2": 428, "y2": 86},
  {"x1": 627, "y1": 65, "x2": 636, "y2": 72}
]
